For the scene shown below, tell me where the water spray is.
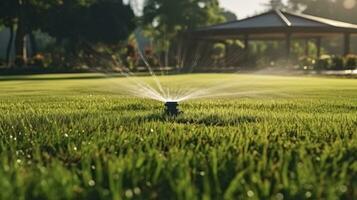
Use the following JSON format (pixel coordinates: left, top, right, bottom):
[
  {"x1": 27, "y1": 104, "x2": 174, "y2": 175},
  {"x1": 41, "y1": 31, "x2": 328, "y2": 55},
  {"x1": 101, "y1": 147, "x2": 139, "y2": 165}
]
[{"x1": 165, "y1": 101, "x2": 180, "y2": 116}]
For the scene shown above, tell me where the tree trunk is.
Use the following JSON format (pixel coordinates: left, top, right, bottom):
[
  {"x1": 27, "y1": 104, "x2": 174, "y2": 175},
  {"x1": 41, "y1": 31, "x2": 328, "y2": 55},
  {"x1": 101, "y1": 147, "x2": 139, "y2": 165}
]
[
  {"x1": 6, "y1": 25, "x2": 14, "y2": 67},
  {"x1": 165, "y1": 42, "x2": 170, "y2": 67},
  {"x1": 29, "y1": 31, "x2": 38, "y2": 57},
  {"x1": 14, "y1": 4, "x2": 27, "y2": 67}
]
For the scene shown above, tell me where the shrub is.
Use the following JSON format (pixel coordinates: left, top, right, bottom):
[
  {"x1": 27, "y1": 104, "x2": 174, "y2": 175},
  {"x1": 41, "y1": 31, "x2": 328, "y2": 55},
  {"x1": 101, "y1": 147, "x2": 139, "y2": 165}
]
[
  {"x1": 314, "y1": 55, "x2": 331, "y2": 71},
  {"x1": 330, "y1": 55, "x2": 344, "y2": 70},
  {"x1": 298, "y1": 56, "x2": 315, "y2": 70},
  {"x1": 29, "y1": 53, "x2": 46, "y2": 68},
  {"x1": 345, "y1": 55, "x2": 357, "y2": 70}
]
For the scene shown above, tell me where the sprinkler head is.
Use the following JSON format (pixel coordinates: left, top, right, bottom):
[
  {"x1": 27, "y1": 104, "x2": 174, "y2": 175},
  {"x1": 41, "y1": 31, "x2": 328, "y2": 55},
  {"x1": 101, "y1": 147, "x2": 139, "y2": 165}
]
[{"x1": 165, "y1": 101, "x2": 180, "y2": 116}]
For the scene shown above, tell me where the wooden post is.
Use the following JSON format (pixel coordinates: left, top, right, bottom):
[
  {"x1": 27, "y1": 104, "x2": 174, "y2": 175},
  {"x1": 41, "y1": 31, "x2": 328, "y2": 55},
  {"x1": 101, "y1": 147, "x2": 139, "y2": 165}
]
[
  {"x1": 316, "y1": 37, "x2": 321, "y2": 58},
  {"x1": 344, "y1": 33, "x2": 351, "y2": 56}
]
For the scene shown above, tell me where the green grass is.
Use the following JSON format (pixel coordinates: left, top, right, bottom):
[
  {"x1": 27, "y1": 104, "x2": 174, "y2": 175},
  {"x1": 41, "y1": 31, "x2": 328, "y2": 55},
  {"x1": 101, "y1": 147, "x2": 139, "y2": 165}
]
[{"x1": 0, "y1": 73, "x2": 356, "y2": 200}]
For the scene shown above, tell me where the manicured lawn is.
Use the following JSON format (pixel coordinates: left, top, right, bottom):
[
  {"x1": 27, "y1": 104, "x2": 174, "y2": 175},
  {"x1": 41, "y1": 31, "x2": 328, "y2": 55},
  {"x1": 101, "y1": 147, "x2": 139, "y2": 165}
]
[{"x1": 0, "y1": 73, "x2": 356, "y2": 199}]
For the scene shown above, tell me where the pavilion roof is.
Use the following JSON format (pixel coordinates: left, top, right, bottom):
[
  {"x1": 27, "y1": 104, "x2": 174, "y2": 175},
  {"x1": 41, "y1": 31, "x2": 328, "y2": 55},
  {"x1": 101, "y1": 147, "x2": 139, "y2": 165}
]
[{"x1": 191, "y1": 9, "x2": 357, "y2": 39}]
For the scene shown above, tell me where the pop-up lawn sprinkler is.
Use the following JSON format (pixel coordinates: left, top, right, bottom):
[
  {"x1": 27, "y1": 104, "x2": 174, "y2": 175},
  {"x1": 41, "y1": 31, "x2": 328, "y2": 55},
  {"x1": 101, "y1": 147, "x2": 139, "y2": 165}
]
[{"x1": 165, "y1": 101, "x2": 180, "y2": 116}]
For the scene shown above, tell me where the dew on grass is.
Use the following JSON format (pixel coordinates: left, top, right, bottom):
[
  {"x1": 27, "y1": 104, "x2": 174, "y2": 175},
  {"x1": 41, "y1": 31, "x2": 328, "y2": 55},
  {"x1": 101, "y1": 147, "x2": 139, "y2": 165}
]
[
  {"x1": 339, "y1": 185, "x2": 347, "y2": 193},
  {"x1": 305, "y1": 191, "x2": 312, "y2": 198},
  {"x1": 276, "y1": 193, "x2": 284, "y2": 200},
  {"x1": 125, "y1": 189, "x2": 134, "y2": 198},
  {"x1": 133, "y1": 187, "x2": 141, "y2": 195},
  {"x1": 88, "y1": 180, "x2": 95, "y2": 187}
]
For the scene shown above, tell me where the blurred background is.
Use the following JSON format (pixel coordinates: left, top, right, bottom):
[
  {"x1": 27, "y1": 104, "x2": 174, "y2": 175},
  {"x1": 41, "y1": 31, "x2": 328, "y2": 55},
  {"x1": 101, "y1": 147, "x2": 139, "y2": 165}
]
[{"x1": 1, "y1": 0, "x2": 357, "y2": 74}]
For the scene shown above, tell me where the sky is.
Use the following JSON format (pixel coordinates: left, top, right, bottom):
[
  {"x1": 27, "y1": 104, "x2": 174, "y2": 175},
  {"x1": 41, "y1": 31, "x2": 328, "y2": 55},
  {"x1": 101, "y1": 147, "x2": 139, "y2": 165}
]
[
  {"x1": 219, "y1": 0, "x2": 288, "y2": 19},
  {"x1": 128, "y1": 0, "x2": 289, "y2": 19}
]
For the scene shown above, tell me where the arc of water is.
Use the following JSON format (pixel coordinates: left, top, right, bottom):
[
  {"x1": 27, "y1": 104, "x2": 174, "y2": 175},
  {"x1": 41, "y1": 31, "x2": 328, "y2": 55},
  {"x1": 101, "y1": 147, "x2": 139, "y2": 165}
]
[
  {"x1": 135, "y1": 33, "x2": 168, "y2": 100},
  {"x1": 104, "y1": 56, "x2": 167, "y2": 102}
]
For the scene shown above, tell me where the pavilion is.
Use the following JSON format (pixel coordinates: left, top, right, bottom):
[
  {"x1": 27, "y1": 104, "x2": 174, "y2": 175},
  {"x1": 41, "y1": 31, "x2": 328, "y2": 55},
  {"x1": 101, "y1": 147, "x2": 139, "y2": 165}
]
[{"x1": 185, "y1": 9, "x2": 357, "y2": 66}]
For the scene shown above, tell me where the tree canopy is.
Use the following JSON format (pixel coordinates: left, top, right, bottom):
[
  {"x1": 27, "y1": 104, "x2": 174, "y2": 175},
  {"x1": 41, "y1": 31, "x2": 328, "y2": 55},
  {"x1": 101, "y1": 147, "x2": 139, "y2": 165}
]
[
  {"x1": 0, "y1": 0, "x2": 136, "y2": 67},
  {"x1": 289, "y1": 0, "x2": 357, "y2": 24},
  {"x1": 142, "y1": 0, "x2": 226, "y2": 52},
  {"x1": 44, "y1": 0, "x2": 135, "y2": 44}
]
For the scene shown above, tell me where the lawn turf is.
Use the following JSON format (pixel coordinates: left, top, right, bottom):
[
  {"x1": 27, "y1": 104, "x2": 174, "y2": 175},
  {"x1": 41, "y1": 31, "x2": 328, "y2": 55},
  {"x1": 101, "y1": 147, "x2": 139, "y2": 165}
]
[{"x1": 0, "y1": 73, "x2": 356, "y2": 200}]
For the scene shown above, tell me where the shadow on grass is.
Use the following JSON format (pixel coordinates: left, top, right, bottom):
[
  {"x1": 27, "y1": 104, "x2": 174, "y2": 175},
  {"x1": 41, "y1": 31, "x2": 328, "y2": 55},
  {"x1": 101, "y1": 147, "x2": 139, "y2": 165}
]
[
  {"x1": 130, "y1": 113, "x2": 260, "y2": 126},
  {"x1": 0, "y1": 75, "x2": 119, "y2": 82},
  {"x1": 0, "y1": 71, "x2": 182, "y2": 82},
  {"x1": 110, "y1": 103, "x2": 160, "y2": 111}
]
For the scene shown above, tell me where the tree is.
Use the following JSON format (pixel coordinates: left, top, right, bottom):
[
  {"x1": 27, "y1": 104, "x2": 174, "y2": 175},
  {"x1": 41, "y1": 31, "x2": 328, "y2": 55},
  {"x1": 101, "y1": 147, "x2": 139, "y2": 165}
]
[
  {"x1": 221, "y1": 9, "x2": 238, "y2": 22},
  {"x1": 42, "y1": 0, "x2": 136, "y2": 67},
  {"x1": 286, "y1": 0, "x2": 357, "y2": 56},
  {"x1": 289, "y1": 0, "x2": 357, "y2": 23},
  {"x1": 0, "y1": 0, "x2": 136, "y2": 68},
  {"x1": 264, "y1": 0, "x2": 287, "y2": 10},
  {"x1": 0, "y1": 0, "x2": 67, "y2": 66},
  {"x1": 86, "y1": 0, "x2": 136, "y2": 44},
  {"x1": 142, "y1": 0, "x2": 226, "y2": 66},
  {"x1": 0, "y1": 0, "x2": 17, "y2": 67}
]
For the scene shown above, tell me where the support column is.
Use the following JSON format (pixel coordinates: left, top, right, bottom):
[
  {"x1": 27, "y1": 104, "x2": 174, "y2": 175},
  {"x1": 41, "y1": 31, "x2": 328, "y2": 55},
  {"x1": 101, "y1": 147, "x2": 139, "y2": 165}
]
[
  {"x1": 286, "y1": 33, "x2": 292, "y2": 59},
  {"x1": 221, "y1": 41, "x2": 228, "y2": 68},
  {"x1": 316, "y1": 37, "x2": 322, "y2": 58},
  {"x1": 244, "y1": 34, "x2": 249, "y2": 63},
  {"x1": 304, "y1": 39, "x2": 309, "y2": 57},
  {"x1": 344, "y1": 33, "x2": 351, "y2": 56}
]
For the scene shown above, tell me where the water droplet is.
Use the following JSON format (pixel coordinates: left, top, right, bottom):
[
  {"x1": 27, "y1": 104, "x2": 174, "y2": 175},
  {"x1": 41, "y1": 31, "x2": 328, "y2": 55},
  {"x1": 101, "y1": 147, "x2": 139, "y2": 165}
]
[
  {"x1": 88, "y1": 180, "x2": 95, "y2": 187},
  {"x1": 276, "y1": 193, "x2": 284, "y2": 200},
  {"x1": 125, "y1": 189, "x2": 134, "y2": 198},
  {"x1": 305, "y1": 191, "x2": 312, "y2": 198},
  {"x1": 133, "y1": 187, "x2": 141, "y2": 195},
  {"x1": 247, "y1": 190, "x2": 254, "y2": 197},
  {"x1": 339, "y1": 185, "x2": 347, "y2": 193}
]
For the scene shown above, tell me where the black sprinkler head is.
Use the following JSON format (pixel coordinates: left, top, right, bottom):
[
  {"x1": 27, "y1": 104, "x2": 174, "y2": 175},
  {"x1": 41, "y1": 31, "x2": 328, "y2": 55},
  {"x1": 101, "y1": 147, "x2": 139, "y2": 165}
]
[{"x1": 165, "y1": 101, "x2": 180, "y2": 116}]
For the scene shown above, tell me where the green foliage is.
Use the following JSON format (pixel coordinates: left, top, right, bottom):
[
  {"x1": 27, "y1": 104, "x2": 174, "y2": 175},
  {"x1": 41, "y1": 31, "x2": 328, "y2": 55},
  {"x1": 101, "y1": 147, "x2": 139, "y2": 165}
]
[
  {"x1": 0, "y1": 0, "x2": 136, "y2": 68},
  {"x1": 142, "y1": 0, "x2": 225, "y2": 52},
  {"x1": 44, "y1": 0, "x2": 136, "y2": 44},
  {"x1": 345, "y1": 55, "x2": 357, "y2": 70},
  {"x1": 0, "y1": 74, "x2": 356, "y2": 199},
  {"x1": 315, "y1": 56, "x2": 332, "y2": 71},
  {"x1": 311, "y1": 55, "x2": 357, "y2": 71},
  {"x1": 298, "y1": 56, "x2": 315, "y2": 70},
  {"x1": 331, "y1": 55, "x2": 345, "y2": 70},
  {"x1": 0, "y1": 0, "x2": 17, "y2": 27},
  {"x1": 289, "y1": 0, "x2": 357, "y2": 24}
]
